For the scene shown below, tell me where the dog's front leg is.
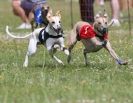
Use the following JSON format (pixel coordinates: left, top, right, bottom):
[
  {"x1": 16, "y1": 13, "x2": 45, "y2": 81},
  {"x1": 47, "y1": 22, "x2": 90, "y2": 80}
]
[
  {"x1": 104, "y1": 41, "x2": 128, "y2": 65},
  {"x1": 67, "y1": 41, "x2": 77, "y2": 64},
  {"x1": 91, "y1": 37, "x2": 105, "y2": 46},
  {"x1": 46, "y1": 39, "x2": 64, "y2": 65},
  {"x1": 59, "y1": 37, "x2": 70, "y2": 56}
]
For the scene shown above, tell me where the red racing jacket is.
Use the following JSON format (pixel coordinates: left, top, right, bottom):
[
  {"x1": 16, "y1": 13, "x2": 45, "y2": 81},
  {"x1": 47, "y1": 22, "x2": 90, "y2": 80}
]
[{"x1": 79, "y1": 25, "x2": 108, "y2": 40}]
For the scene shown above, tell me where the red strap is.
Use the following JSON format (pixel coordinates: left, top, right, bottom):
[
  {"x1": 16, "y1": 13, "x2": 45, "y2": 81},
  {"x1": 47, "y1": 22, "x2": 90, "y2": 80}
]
[{"x1": 104, "y1": 33, "x2": 108, "y2": 40}]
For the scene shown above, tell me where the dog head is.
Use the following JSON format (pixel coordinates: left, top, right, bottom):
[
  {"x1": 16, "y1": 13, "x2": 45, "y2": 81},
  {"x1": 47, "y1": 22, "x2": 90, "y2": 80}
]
[
  {"x1": 46, "y1": 11, "x2": 62, "y2": 34},
  {"x1": 41, "y1": 4, "x2": 52, "y2": 25},
  {"x1": 94, "y1": 11, "x2": 113, "y2": 36}
]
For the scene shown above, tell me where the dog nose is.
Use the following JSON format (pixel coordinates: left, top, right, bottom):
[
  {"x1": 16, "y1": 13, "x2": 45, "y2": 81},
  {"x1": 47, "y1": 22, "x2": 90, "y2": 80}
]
[{"x1": 57, "y1": 25, "x2": 61, "y2": 29}]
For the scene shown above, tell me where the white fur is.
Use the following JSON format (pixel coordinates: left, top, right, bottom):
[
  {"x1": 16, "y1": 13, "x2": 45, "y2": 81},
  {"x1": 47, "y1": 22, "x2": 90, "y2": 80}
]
[{"x1": 6, "y1": 26, "x2": 43, "y2": 39}]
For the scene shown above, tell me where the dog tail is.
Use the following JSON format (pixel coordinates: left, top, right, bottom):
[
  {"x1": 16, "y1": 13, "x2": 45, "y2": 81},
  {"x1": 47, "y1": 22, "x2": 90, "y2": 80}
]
[
  {"x1": 6, "y1": 26, "x2": 32, "y2": 39},
  {"x1": 66, "y1": 24, "x2": 78, "y2": 47}
]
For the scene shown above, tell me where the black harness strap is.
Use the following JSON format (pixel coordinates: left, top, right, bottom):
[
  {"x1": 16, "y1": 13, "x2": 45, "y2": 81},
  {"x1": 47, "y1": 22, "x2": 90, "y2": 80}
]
[
  {"x1": 38, "y1": 29, "x2": 63, "y2": 44},
  {"x1": 38, "y1": 28, "x2": 46, "y2": 43},
  {"x1": 48, "y1": 34, "x2": 62, "y2": 38},
  {"x1": 96, "y1": 28, "x2": 108, "y2": 40},
  {"x1": 96, "y1": 34, "x2": 104, "y2": 40}
]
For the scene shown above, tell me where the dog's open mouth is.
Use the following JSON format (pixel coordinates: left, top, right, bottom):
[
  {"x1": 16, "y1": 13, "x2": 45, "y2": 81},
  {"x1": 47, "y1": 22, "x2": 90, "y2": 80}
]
[
  {"x1": 56, "y1": 28, "x2": 61, "y2": 34},
  {"x1": 53, "y1": 27, "x2": 62, "y2": 34}
]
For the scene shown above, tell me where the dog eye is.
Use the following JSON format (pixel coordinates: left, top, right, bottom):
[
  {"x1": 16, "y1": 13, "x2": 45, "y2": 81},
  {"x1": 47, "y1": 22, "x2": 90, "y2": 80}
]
[
  {"x1": 98, "y1": 22, "x2": 101, "y2": 25},
  {"x1": 59, "y1": 21, "x2": 61, "y2": 23},
  {"x1": 51, "y1": 21, "x2": 55, "y2": 24},
  {"x1": 105, "y1": 22, "x2": 107, "y2": 24},
  {"x1": 47, "y1": 6, "x2": 49, "y2": 9}
]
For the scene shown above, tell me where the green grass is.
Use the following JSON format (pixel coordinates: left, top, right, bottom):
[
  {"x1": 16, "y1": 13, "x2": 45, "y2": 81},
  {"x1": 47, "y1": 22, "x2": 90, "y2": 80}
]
[{"x1": 0, "y1": 0, "x2": 133, "y2": 103}]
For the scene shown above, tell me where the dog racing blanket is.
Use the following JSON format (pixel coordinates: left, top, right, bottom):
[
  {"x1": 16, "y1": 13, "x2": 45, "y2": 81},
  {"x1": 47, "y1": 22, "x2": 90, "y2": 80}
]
[{"x1": 79, "y1": 25, "x2": 108, "y2": 40}]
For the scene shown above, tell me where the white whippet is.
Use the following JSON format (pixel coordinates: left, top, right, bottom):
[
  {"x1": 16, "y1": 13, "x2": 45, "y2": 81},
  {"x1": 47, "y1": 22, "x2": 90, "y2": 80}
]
[
  {"x1": 6, "y1": 11, "x2": 69, "y2": 67},
  {"x1": 67, "y1": 12, "x2": 128, "y2": 65}
]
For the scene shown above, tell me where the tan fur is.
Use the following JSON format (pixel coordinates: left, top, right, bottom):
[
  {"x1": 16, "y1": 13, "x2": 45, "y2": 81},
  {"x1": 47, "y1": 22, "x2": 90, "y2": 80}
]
[
  {"x1": 67, "y1": 12, "x2": 128, "y2": 65},
  {"x1": 67, "y1": 21, "x2": 91, "y2": 47}
]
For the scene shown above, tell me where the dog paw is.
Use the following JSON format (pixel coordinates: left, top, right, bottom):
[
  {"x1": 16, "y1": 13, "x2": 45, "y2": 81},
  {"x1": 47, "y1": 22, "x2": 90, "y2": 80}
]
[
  {"x1": 64, "y1": 49, "x2": 69, "y2": 55},
  {"x1": 23, "y1": 64, "x2": 28, "y2": 67},
  {"x1": 117, "y1": 59, "x2": 128, "y2": 65},
  {"x1": 23, "y1": 62, "x2": 28, "y2": 67},
  {"x1": 53, "y1": 44, "x2": 60, "y2": 50}
]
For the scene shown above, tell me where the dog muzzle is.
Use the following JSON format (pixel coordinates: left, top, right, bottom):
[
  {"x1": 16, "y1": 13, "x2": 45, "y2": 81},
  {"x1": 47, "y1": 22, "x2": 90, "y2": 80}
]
[
  {"x1": 55, "y1": 28, "x2": 62, "y2": 34},
  {"x1": 98, "y1": 28, "x2": 108, "y2": 35},
  {"x1": 50, "y1": 25, "x2": 62, "y2": 34}
]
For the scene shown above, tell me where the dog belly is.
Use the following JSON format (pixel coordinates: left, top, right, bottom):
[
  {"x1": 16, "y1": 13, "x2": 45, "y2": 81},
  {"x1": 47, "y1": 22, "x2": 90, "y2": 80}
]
[{"x1": 81, "y1": 39, "x2": 103, "y2": 53}]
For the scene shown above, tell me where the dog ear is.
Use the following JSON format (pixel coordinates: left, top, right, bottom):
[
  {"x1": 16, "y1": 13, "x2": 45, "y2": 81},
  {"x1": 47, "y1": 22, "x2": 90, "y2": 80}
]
[
  {"x1": 103, "y1": 9, "x2": 108, "y2": 18},
  {"x1": 46, "y1": 9, "x2": 53, "y2": 22},
  {"x1": 41, "y1": 6, "x2": 45, "y2": 11},
  {"x1": 48, "y1": 9, "x2": 53, "y2": 16},
  {"x1": 46, "y1": 11, "x2": 52, "y2": 22},
  {"x1": 94, "y1": 14, "x2": 100, "y2": 20},
  {"x1": 56, "y1": 11, "x2": 61, "y2": 19},
  {"x1": 42, "y1": 4, "x2": 48, "y2": 10},
  {"x1": 103, "y1": 13, "x2": 108, "y2": 18},
  {"x1": 104, "y1": 13, "x2": 108, "y2": 17},
  {"x1": 95, "y1": 11, "x2": 102, "y2": 19}
]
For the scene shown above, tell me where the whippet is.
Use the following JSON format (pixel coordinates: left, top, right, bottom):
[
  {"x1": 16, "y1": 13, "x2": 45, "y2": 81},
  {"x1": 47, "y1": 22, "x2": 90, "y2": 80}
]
[
  {"x1": 6, "y1": 11, "x2": 69, "y2": 67},
  {"x1": 67, "y1": 12, "x2": 128, "y2": 66},
  {"x1": 30, "y1": 3, "x2": 52, "y2": 31}
]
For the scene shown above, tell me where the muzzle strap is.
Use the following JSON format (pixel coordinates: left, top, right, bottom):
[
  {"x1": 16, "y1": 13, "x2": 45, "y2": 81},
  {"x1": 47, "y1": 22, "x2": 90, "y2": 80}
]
[{"x1": 97, "y1": 28, "x2": 108, "y2": 35}]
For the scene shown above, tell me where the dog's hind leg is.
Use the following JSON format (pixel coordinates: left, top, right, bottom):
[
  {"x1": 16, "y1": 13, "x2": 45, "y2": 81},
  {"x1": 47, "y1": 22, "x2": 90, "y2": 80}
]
[
  {"x1": 67, "y1": 41, "x2": 77, "y2": 63},
  {"x1": 67, "y1": 25, "x2": 78, "y2": 64},
  {"x1": 83, "y1": 49, "x2": 89, "y2": 66},
  {"x1": 23, "y1": 35, "x2": 38, "y2": 67}
]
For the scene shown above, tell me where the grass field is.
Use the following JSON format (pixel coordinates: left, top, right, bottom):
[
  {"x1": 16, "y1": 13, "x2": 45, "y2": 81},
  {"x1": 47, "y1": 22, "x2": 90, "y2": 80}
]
[{"x1": 0, "y1": 0, "x2": 133, "y2": 103}]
